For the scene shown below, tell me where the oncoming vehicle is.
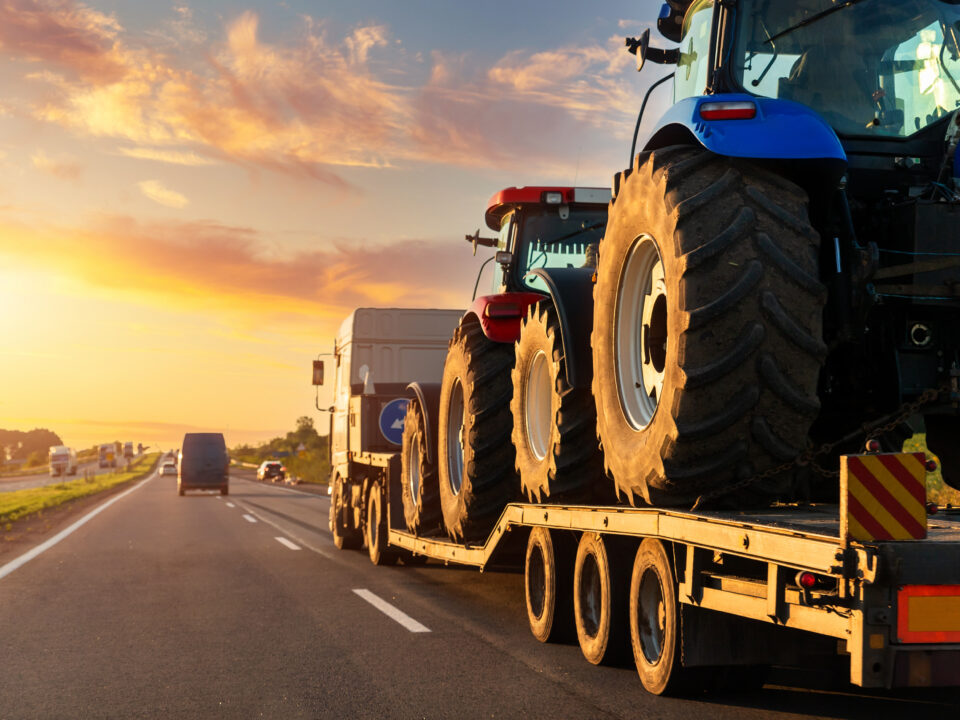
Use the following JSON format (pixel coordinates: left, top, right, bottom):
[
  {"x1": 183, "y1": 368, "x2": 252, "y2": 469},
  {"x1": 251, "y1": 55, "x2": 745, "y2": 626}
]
[
  {"x1": 257, "y1": 461, "x2": 286, "y2": 483},
  {"x1": 159, "y1": 462, "x2": 177, "y2": 477},
  {"x1": 177, "y1": 433, "x2": 229, "y2": 496},
  {"x1": 48, "y1": 446, "x2": 78, "y2": 477}
]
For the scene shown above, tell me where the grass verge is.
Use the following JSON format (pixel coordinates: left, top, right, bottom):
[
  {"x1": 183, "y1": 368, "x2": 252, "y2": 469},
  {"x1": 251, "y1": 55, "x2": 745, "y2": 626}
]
[
  {"x1": 904, "y1": 434, "x2": 960, "y2": 506},
  {"x1": 0, "y1": 453, "x2": 160, "y2": 526}
]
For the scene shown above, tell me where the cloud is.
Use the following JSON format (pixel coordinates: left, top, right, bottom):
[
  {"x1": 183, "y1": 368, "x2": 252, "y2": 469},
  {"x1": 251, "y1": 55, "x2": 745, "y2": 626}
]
[
  {"x1": 31, "y1": 149, "x2": 83, "y2": 179},
  {"x1": 5, "y1": 2, "x2": 644, "y2": 182},
  {"x1": 138, "y1": 179, "x2": 189, "y2": 208},
  {"x1": 0, "y1": 214, "x2": 479, "y2": 328},
  {"x1": 118, "y1": 147, "x2": 217, "y2": 166}
]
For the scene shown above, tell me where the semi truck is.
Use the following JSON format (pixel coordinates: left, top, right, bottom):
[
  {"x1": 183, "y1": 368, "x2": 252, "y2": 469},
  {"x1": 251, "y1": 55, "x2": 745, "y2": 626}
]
[
  {"x1": 123, "y1": 442, "x2": 134, "y2": 459},
  {"x1": 312, "y1": 179, "x2": 960, "y2": 695},
  {"x1": 98, "y1": 443, "x2": 116, "y2": 469},
  {"x1": 48, "y1": 446, "x2": 77, "y2": 477}
]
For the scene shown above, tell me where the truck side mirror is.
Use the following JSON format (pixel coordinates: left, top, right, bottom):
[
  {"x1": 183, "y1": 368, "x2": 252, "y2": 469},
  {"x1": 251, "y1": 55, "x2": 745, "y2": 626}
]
[{"x1": 312, "y1": 360, "x2": 324, "y2": 386}]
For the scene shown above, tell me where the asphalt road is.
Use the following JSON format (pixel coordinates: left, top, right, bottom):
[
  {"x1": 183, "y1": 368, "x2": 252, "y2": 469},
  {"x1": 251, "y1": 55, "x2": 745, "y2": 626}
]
[
  {"x1": 0, "y1": 458, "x2": 123, "y2": 493},
  {"x1": 0, "y1": 466, "x2": 957, "y2": 719}
]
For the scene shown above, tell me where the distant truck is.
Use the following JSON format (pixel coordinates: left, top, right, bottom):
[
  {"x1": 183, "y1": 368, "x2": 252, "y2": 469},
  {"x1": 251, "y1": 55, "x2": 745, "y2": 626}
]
[
  {"x1": 123, "y1": 442, "x2": 134, "y2": 459},
  {"x1": 313, "y1": 307, "x2": 463, "y2": 547},
  {"x1": 98, "y1": 443, "x2": 116, "y2": 469},
  {"x1": 48, "y1": 446, "x2": 77, "y2": 477}
]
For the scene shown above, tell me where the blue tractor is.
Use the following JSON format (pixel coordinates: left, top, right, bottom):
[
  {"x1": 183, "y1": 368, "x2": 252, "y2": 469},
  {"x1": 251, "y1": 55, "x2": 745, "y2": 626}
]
[{"x1": 591, "y1": 0, "x2": 960, "y2": 507}]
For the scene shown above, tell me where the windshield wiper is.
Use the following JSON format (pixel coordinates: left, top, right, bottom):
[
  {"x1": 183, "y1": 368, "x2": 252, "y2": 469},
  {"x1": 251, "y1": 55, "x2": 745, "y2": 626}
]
[
  {"x1": 536, "y1": 221, "x2": 606, "y2": 246},
  {"x1": 765, "y1": 0, "x2": 872, "y2": 45}
]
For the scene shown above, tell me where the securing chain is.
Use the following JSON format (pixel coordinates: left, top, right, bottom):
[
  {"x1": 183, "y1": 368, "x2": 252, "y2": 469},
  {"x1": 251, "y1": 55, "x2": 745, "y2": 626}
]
[{"x1": 690, "y1": 383, "x2": 949, "y2": 511}]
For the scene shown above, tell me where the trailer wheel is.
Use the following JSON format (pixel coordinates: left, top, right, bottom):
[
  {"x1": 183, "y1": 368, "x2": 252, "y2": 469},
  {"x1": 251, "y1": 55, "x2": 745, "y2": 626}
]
[
  {"x1": 401, "y1": 398, "x2": 442, "y2": 533},
  {"x1": 573, "y1": 533, "x2": 629, "y2": 665},
  {"x1": 629, "y1": 538, "x2": 688, "y2": 695},
  {"x1": 593, "y1": 146, "x2": 826, "y2": 506},
  {"x1": 525, "y1": 527, "x2": 575, "y2": 643},
  {"x1": 438, "y1": 321, "x2": 517, "y2": 541},
  {"x1": 512, "y1": 302, "x2": 603, "y2": 503},
  {"x1": 366, "y1": 484, "x2": 398, "y2": 566},
  {"x1": 331, "y1": 474, "x2": 362, "y2": 550}
]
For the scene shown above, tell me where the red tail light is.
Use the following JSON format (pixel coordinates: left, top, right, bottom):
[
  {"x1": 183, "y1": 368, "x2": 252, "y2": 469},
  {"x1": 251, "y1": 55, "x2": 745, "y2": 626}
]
[
  {"x1": 797, "y1": 571, "x2": 817, "y2": 589},
  {"x1": 699, "y1": 101, "x2": 757, "y2": 121}
]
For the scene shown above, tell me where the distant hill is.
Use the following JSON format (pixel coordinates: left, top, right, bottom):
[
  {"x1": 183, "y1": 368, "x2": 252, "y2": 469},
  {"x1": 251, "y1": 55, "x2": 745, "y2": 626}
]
[{"x1": 0, "y1": 428, "x2": 64, "y2": 466}]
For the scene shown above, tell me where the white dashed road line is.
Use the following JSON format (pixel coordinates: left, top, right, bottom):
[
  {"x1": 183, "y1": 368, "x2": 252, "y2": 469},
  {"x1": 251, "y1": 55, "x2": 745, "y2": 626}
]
[
  {"x1": 225, "y1": 502, "x2": 235, "y2": 508},
  {"x1": 352, "y1": 589, "x2": 431, "y2": 633},
  {"x1": 242, "y1": 514, "x2": 257, "y2": 523},
  {"x1": 274, "y1": 537, "x2": 301, "y2": 551},
  {"x1": 232, "y1": 501, "x2": 334, "y2": 560}
]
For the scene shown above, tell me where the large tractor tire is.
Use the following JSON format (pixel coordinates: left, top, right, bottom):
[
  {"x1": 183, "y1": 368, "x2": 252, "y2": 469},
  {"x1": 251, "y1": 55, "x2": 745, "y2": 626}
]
[
  {"x1": 437, "y1": 321, "x2": 518, "y2": 541},
  {"x1": 925, "y1": 415, "x2": 960, "y2": 491},
  {"x1": 401, "y1": 399, "x2": 442, "y2": 534},
  {"x1": 593, "y1": 146, "x2": 826, "y2": 507},
  {"x1": 511, "y1": 302, "x2": 604, "y2": 503}
]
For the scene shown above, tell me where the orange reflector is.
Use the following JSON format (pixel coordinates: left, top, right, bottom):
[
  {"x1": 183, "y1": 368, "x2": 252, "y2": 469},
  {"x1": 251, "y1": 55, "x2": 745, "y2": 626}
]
[
  {"x1": 897, "y1": 585, "x2": 960, "y2": 643},
  {"x1": 839, "y1": 452, "x2": 927, "y2": 541}
]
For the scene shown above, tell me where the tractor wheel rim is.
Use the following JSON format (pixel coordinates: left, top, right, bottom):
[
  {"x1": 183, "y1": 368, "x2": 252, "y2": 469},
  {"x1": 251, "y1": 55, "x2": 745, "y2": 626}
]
[
  {"x1": 638, "y1": 567, "x2": 666, "y2": 665},
  {"x1": 446, "y1": 377, "x2": 465, "y2": 496},
  {"x1": 525, "y1": 350, "x2": 552, "y2": 462},
  {"x1": 408, "y1": 436, "x2": 421, "y2": 503},
  {"x1": 616, "y1": 235, "x2": 666, "y2": 431}
]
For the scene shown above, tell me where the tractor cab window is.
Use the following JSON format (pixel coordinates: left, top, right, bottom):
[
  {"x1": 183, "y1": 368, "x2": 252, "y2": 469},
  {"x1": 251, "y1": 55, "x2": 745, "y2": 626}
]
[
  {"x1": 735, "y1": 0, "x2": 960, "y2": 138},
  {"x1": 674, "y1": 0, "x2": 714, "y2": 102},
  {"x1": 514, "y1": 208, "x2": 607, "y2": 293}
]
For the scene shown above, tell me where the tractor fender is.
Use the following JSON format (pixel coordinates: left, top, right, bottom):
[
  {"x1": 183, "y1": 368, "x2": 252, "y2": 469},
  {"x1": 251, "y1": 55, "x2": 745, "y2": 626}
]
[
  {"x1": 465, "y1": 292, "x2": 547, "y2": 344},
  {"x1": 405, "y1": 381, "x2": 441, "y2": 465},
  {"x1": 525, "y1": 267, "x2": 595, "y2": 389},
  {"x1": 644, "y1": 94, "x2": 847, "y2": 163}
]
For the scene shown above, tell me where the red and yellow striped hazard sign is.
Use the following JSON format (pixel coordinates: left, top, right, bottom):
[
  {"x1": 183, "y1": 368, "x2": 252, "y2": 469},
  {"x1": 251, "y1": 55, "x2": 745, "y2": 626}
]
[{"x1": 840, "y1": 452, "x2": 927, "y2": 541}]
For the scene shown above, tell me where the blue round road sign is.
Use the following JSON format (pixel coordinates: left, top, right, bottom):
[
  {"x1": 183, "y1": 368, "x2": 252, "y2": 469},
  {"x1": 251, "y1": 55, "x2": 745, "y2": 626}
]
[{"x1": 379, "y1": 398, "x2": 410, "y2": 445}]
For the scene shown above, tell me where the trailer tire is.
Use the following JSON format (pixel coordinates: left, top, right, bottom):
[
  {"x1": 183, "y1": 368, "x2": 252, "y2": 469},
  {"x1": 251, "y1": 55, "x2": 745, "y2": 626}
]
[
  {"x1": 574, "y1": 533, "x2": 629, "y2": 665},
  {"x1": 512, "y1": 302, "x2": 604, "y2": 503},
  {"x1": 401, "y1": 398, "x2": 442, "y2": 533},
  {"x1": 438, "y1": 321, "x2": 518, "y2": 541},
  {"x1": 525, "y1": 527, "x2": 575, "y2": 643},
  {"x1": 331, "y1": 474, "x2": 362, "y2": 550},
  {"x1": 629, "y1": 538, "x2": 691, "y2": 695},
  {"x1": 593, "y1": 146, "x2": 826, "y2": 506},
  {"x1": 366, "y1": 484, "x2": 398, "y2": 566}
]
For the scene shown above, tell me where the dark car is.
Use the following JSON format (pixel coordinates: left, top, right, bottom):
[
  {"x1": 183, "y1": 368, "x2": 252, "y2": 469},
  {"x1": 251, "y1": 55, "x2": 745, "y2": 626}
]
[
  {"x1": 257, "y1": 461, "x2": 286, "y2": 483},
  {"x1": 178, "y1": 433, "x2": 229, "y2": 496}
]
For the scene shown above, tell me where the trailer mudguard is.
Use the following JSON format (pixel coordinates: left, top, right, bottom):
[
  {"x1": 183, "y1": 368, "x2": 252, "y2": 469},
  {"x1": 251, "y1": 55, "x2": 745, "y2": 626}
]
[
  {"x1": 405, "y1": 381, "x2": 442, "y2": 465},
  {"x1": 644, "y1": 94, "x2": 848, "y2": 163},
  {"x1": 465, "y1": 292, "x2": 547, "y2": 344},
  {"x1": 525, "y1": 267, "x2": 595, "y2": 389}
]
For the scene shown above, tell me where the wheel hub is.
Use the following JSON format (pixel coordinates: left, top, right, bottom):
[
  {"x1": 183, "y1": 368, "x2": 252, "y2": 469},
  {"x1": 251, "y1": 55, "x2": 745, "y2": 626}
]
[
  {"x1": 446, "y1": 377, "x2": 465, "y2": 496},
  {"x1": 616, "y1": 235, "x2": 667, "y2": 430},
  {"x1": 638, "y1": 568, "x2": 666, "y2": 665},
  {"x1": 525, "y1": 350, "x2": 552, "y2": 462}
]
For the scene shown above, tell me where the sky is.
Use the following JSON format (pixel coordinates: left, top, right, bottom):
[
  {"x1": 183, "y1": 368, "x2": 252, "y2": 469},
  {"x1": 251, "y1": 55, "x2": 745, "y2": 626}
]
[{"x1": 0, "y1": 0, "x2": 671, "y2": 450}]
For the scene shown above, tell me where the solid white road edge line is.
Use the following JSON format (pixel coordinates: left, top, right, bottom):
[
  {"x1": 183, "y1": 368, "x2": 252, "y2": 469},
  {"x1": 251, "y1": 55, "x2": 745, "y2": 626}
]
[
  {"x1": 242, "y1": 514, "x2": 257, "y2": 523},
  {"x1": 0, "y1": 470, "x2": 157, "y2": 582},
  {"x1": 233, "y1": 501, "x2": 334, "y2": 560},
  {"x1": 274, "y1": 537, "x2": 301, "y2": 551},
  {"x1": 352, "y1": 588, "x2": 431, "y2": 633}
]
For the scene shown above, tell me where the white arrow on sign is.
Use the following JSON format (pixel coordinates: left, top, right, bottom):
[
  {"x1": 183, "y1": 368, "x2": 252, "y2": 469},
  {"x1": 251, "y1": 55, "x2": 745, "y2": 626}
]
[{"x1": 391, "y1": 418, "x2": 404, "y2": 430}]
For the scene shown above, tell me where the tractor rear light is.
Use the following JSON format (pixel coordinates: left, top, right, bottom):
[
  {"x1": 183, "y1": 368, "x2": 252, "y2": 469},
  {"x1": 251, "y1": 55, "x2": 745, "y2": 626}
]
[
  {"x1": 865, "y1": 439, "x2": 881, "y2": 452},
  {"x1": 543, "y1": 192, "x2": 564, "y2": 204},
  {"x1": 796, "y1": 571, "x2": 817, "y2": 589},
  {"x1": 484, "y1": 303, "x2": 523, "y2": 319},
  {"x1": 925, "y1": 458, "x2": 938, "y2": 472},
  {"x1": 699, "y1": 101, "x2": 757, "y2": 121}
]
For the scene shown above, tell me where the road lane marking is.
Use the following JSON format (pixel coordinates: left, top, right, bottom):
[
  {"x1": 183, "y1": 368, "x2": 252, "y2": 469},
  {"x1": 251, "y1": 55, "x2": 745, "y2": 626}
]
[
  {"x1": 274, "y1": 537, "x2": 301, "y2": 551},
  {"x1": 352, "y1": 589, "x2": 431, "y2": 633},
  {"x1": 0, "y1": 470, "x2": 157, "y2": 582},
  {"x1": 225, "y1": 502, "x2": 236, "y2": 508},
  {"x1": 242, "y1": 514, "x2": 257, "y2": 523},
  {"x1": 230, "y1": 474, "x2": 330, "y2": 500},
  {"x1": 233, "y1": 501, "x2": 333, "y2": 560}
]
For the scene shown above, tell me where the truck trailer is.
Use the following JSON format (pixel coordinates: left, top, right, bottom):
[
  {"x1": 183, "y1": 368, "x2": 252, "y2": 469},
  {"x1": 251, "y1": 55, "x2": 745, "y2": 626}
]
[
  {"x1": 48, "y1": 446, "x2": 77, "y2": 477},
  {"x1": 98, "y1": 443, "x2": 116, "y2": 469}
]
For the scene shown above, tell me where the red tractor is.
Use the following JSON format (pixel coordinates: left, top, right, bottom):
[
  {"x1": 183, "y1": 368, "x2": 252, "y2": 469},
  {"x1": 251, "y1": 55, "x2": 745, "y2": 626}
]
[{"x1": 401, "y1": 187, "x2": 609, "y2": 541}]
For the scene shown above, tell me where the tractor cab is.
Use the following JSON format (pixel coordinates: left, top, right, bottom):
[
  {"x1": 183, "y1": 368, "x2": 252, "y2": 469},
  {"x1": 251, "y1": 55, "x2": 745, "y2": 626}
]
[{"x1": 476, "y1": 186, "x2": 608, "y2": 297}]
